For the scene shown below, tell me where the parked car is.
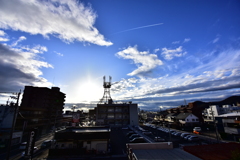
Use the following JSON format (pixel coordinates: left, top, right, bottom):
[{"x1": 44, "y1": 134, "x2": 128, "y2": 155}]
[
  {"x1": 129, "y1": 136, "x2": 141, "y2": 141},
  {"x1": 171, "y1": 131, "x2": 177, "y2": 135},
  {"x1": 169, "y1": 130, "x2": 175, "y2": 134},
  {"x1": 174, "y1": 132, "x2": 182, "y2": 136},
  {"x1": 181, "y1": 133, "x2": 190, "y2": 138},
  {"x1": 184, "y1": 135, "x2": 193, "y2": 140},
  {"x1": 129, "y1": 134, "x2": 139, "y2": 139},
  {"x1": 188, "y1": 136, "x2": 201, "y2": 142},
  {"x1": 126, "y1": 131, "x2": 135, "y2": 137},
  {"x1": 143, "y1": 131, "x2": 152, "y2": 135},
  {"x1": 154, "y1": 137, "x2": 165, "y2": 142},
  {"x1": 130, "y1": 137, "x2": 146, "y2": 143},
  {"x1": 40, "y1": 140, "x2": 53, "y2": 149},
  {"x1": 193, "y1": 127, "x2": 201, "y2": 132}
]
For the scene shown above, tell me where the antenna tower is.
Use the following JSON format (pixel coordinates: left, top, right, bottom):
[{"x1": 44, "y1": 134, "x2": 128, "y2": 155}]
[{"x1": 99, "y1": 76, "x2": 113, "y2": 104}]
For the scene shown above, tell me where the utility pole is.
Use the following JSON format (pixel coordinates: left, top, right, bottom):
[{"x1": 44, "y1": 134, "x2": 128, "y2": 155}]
[
  {"x1": 6, "y1": 90, "x2": 21, "y2": 160},
  {"x1": 168, "y1": 122, "x2": 171, "y2": 142},
  {"x1": 210, "y1": 105, "x2": 219, "y2": 143}
]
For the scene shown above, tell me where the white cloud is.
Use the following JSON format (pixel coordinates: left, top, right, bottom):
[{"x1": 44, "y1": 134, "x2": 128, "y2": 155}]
[
  {"x1": 21, "y1": 45, "x2": 48, "y2": 54},
  {"x1": 161, "y1": 46, "x2": 187, "y2": 60},
  {"x1": 154, "y1": 48, "x2": 160, "y2": 53},
  {"x1": 11, "y1": 36, "x2": 26, "y2": 46},
  {"x1": 183, "y1": 38, "x2": 191, "y2": 43},
  {"x1": 172, "y1": 41, "x2": 180, "y2": 44},
  {"x1": 0, "y1": 39, "x2": 53, "y2": 92},
  {"x1": 0, "y1": 0, "x2": 112, "y2": 46},
  {"x1": 211, "y1": 34, "x2": 221, "y2": 44},
  {"x1": 212, "y1": 37, "x2": 220, "y2": 43},
  {"x1": 0, "y1": 29, "x2": 9, "y2": 41},
  {"x1": 0, "y1": 30, "x2": 6, "y2": 36},
  {"x1": 54, "y1": 51, "x2": 64, "y2": 56},
  {"x1": 0, "y1": 37, "x2": 9, "y2": 42},
  {"x1": 115, "y1": 46, "x2": 163, "y2": 76}
]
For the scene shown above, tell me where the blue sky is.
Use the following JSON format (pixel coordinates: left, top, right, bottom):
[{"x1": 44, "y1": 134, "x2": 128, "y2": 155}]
[{"x1": 0, "y1": 0, "x2": 240, "y2": 111}]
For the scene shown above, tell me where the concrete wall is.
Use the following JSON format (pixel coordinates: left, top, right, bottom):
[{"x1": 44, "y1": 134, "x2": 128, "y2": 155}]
[
  {"x1": 127, "y1": 142, "x2": 173, "y2": 150},
  {"x1": 129, "y1": 104, "x2": 138, "y2": 126}
]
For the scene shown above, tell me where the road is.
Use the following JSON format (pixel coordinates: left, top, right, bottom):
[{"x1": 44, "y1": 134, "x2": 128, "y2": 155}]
[{"x1": 0, "y1": 133, "x2": 53, "y2": 160}]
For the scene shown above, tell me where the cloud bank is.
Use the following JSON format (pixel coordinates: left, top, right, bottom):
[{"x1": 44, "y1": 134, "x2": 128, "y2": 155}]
[
  {"x1": 0, "y1": 0, "x2": 112, "y2": 46},
  {"x1": 0, "y1": 38, "x2": 53, "y2": 92},
  {"x1": 161, "y1": 46, "x2": 187, "y2": 60},
  {"x1": 116, "y1": 46, "x2": 163, "y2": 76},
  {"x1": 111, "y1": 48, "x2": 240, "y2": 110}
]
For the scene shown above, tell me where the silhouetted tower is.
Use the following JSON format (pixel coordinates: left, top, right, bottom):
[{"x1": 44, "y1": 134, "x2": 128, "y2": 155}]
[{"x1": 99, "y1": 76, "x2": 113, "y2": 104}]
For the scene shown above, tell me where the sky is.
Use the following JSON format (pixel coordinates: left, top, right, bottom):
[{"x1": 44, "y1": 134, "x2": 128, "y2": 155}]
[{"x1": 0, "y1": 0, "x2": 240, "y2": 111}]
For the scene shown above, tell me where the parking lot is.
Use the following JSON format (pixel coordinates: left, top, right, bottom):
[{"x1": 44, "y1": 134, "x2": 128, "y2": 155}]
[{"x1": 121, "y1": 124, "x2": 219, "y2": 148}]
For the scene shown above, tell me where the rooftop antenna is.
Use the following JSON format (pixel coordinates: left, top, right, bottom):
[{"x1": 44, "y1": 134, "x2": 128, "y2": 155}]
[{"x1": 98, "y1": 76, "x2": 113, "y2": 104}]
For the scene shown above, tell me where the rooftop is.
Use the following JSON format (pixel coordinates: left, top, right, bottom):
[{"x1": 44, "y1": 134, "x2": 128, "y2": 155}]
[{"x1": 133, "y1": 148, "x2": 201, "y2": 160}]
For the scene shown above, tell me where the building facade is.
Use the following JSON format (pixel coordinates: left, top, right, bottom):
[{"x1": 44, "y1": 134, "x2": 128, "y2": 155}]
[
  {"x1": 16, "y1": 86, "x2": 65, "y2": 140},
  {"x1": 96, "y1": 102, "x2": 138, "y2": 127}
]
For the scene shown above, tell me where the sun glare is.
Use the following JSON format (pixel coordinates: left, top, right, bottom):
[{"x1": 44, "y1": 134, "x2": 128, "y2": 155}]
[{"x1": 78, "y1": 82, "x2": 103, "y2": 102}]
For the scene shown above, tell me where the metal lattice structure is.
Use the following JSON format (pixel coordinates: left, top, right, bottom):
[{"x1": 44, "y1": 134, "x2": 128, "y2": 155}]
[{"x1": 98, "y1": 76, "x2": 113, "y2": 104}]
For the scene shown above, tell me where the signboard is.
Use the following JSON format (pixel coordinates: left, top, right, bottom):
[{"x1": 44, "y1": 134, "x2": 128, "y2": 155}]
[
  {"x1": 72, "y1": 113, "x2": 80, "y2": 123},
  {"x1": 24, "y1": 128, "x2": 38, "y2": 159}
]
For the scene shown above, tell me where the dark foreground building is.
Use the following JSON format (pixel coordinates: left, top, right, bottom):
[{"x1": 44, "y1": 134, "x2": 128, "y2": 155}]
[
  {"x1": 16, "y1": 86, "x2": 65, "y2": 140},
  {"x1": 48, "y1": 127, "x2": 111, "y2": 158}
]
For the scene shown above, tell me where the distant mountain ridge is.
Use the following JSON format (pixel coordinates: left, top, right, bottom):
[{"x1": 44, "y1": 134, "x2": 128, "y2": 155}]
[{"x1": 192, "y1": 95, "x2": 240, "y2": 107}]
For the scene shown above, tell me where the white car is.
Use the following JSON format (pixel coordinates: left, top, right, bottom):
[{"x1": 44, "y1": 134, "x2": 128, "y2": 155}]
[{"x1": 193, "y1": 127, "x2": 201, "y2": 132}]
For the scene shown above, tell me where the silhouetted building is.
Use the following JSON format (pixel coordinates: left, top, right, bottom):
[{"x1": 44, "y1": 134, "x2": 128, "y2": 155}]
[
  {"x1": 16, "y1": 86, "x2": 65, "y2": 139},
  {"x1": 96, "y1": 102, "x2": 138, "y2": 126},
  {"x1": 0, "y1": 104, "x2": 23, "y2": 148}
]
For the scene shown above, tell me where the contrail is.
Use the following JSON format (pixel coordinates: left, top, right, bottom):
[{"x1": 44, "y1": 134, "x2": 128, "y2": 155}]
[{"x1": 112, "y1": 23, "x2": 163, "y2": 35}]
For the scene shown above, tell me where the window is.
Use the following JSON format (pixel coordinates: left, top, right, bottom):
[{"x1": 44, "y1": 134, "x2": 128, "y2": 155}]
[
  {"x1": 196, "y1": 119, "x2": 199, "y2": 121},
  {"x1": 192, "y1": 119, "x2": 195, "y2": 121},
  {"x1": 187, "y1": 119, "x2": 189, "y2": 121}
]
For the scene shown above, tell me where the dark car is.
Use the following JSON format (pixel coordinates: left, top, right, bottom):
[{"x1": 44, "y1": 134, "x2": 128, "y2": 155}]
[
  {"x1": 143, "y1": 131, "x2": 152, "y2": 135},
  {"x1": 126, "y1": 131, "x2": 135, "y2": 137},
  {"x1": 40, "y1": 140, "x2": 53, "y2": 149},
  {"x1": 184, "y1": 135, "x2": 193, "y2": 140},
  {"x1": 188, "y1": 136, "x2": 200, "y2": 142},
  {"x1": 174, "y1": 132, "x2": 182, "y2": 136},
  {"x1": 130, "y1": 137, "x2": 146, "y2": 143},
  {"x1": 154, "y1": 137, "x2": 165, "y2": 142},
  {"x1": 129, "y1": 134, "x2": 140, "y2": 140}
]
